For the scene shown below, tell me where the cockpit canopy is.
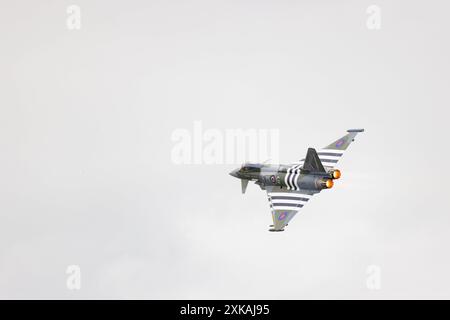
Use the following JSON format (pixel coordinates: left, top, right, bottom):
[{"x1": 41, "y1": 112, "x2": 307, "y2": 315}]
[{"x1": 240, "y1": 162, "x2": 263, "y2": 173}]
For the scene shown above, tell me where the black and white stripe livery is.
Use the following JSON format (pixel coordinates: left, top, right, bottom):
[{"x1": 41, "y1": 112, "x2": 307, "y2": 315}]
[
  {"x1": 316, "y1": 149, "x2": 343, "y2": 166},
  {"x1": 284, "y1": 149, "x2": 343, "y2": 190},
  {"x1": 284, "y1": 163, "x2": 303, "y2": 191},
  {"x1": 260, "y1": 129, "x2": 364, "y2": 231},
  {"x1": 268, "y1": 192, "x2": 313, "y2": 211}
]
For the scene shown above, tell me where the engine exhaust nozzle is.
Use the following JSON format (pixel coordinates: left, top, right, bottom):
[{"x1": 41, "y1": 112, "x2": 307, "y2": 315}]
[{"x1": 331, "y1": 169, "x2": 341, "y2": 179}]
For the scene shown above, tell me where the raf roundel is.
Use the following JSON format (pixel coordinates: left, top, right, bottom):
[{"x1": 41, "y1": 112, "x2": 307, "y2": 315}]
[
  {"x1": 335, "y1": 139, "x2": 345, "y2": 147},
  {"x1": 278, "y1": 212, "x2": 288, "y2": 221}
]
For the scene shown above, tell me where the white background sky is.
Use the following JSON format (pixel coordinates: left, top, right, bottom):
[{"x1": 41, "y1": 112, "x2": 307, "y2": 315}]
[{"x1": 1, "y1": 0, "x2": 450, "y2": 299}]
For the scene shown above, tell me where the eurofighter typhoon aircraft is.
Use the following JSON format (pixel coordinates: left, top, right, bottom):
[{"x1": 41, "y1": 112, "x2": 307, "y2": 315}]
[{"x1": 229, "y1": 129, "x2": 364, "y2": 232}]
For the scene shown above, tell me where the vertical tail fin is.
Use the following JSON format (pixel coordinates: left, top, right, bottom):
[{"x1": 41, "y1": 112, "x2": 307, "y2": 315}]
[{"x1": 302, "y1": 148, "x2": 326, "y2": 173}]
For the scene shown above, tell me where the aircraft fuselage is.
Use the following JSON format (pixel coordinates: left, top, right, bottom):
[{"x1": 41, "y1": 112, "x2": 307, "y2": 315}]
[{"x1": 230, "y1": 163, "x2": 339, "y2": 192}]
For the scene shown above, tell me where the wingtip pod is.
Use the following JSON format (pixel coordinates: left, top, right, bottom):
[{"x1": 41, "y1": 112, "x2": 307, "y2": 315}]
[{"x1": 347, "y1": 128, "x2": 364, "y2": 133}]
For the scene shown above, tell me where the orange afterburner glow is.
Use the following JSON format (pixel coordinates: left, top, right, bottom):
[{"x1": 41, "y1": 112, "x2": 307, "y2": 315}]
[
  {"x1": 332, "y1": 169, "x2": 341, "y2": 179},
  {"x1": 325, "y1": 179, "x2": 334, "y2": 189}
]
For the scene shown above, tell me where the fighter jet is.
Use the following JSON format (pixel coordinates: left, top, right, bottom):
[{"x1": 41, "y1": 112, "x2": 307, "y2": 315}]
[{"x1": 229, "y1": 129, "x2": 364, "y2": 232}]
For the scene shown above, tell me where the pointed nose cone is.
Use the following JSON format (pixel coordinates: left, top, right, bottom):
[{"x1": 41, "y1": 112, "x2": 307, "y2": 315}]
[{"x1": 229, "y1": 168, "x2": 240, "y2": 178}]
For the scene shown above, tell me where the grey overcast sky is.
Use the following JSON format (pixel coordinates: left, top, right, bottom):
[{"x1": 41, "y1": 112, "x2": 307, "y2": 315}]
[{"x1": 1, "y1": 0, "x2": 450, "y2": 299}]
